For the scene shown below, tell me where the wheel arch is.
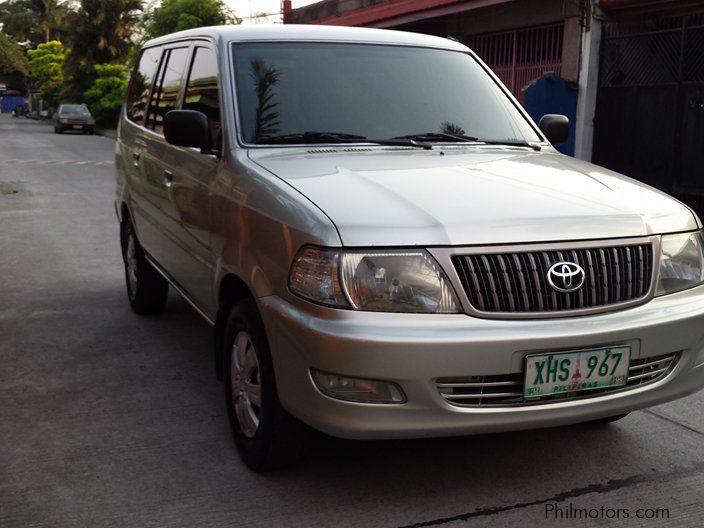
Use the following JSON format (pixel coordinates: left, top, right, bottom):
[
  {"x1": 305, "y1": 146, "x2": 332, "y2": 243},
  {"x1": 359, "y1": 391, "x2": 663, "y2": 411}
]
[
  {"x1": 118, "y1": 202, "x2": 131, "y2": 255},
  {"x1": 214, "y1": 273, "x2": 255, "y2": 381}
]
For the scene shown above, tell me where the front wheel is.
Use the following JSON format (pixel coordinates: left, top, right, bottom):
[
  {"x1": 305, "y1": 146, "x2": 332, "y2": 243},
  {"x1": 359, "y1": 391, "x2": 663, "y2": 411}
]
[
  {"x1": 224, "y1": 299, "x2": 310, "y2": 471},
  {"x1": 121, "y1": 221, "x2": 168, "y2": 315}
]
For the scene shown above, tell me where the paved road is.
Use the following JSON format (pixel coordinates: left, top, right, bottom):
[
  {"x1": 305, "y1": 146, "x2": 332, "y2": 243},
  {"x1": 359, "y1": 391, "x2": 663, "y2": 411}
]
[{"x1": 1, "y1": 113, "x2": 704, "y2": 528}]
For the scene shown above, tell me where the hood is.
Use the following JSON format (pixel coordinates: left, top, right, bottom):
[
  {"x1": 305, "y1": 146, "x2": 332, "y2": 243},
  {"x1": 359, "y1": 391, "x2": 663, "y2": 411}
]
[{"x1": 248, "y1": 146, "x2": 698, "y2": 247}]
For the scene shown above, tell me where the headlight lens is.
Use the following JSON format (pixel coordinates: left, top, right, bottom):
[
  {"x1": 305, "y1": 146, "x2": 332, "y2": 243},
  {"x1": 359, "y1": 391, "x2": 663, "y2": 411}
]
[
  {"x1": 656, "y1": 231, "x2": 704, "y2": 295},
  {"x1": 289, "y1": 246, "x2": 461, "y2": 313}
]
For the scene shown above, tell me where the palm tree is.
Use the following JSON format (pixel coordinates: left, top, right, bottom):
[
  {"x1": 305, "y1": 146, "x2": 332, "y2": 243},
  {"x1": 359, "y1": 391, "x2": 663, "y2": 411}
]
[
  {"x1": 0, "y1": 0, "x2": 72, "y2": 46},
  {"x1": 62, "y1": 0, "x2": 143, "y2": 101}
]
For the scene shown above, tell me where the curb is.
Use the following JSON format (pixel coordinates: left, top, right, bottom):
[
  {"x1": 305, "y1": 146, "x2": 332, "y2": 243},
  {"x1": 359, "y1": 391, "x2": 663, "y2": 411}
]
[{"x1": 96, "y1": 129, "x2": 117, "y2": 139}]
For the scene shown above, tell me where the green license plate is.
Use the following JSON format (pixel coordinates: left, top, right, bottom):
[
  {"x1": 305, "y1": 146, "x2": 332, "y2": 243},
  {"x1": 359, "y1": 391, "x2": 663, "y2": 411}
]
[{"x1": 524, "y1": 346, "x2": 631, "y2": 399}]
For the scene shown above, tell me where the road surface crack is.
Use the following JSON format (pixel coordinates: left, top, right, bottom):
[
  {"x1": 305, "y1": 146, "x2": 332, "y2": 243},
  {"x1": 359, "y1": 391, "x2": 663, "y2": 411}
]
[
  {"x1": 642, "y1": 408, "x2": 704, "y2": 436},
  {"x1": 396, "y1": 461, "x2": 704, "y2": 528}
]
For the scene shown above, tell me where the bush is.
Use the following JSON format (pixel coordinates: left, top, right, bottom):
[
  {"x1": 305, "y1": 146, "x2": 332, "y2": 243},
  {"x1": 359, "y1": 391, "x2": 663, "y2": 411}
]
[
  {"x1": 84, "y1": 63, "x2": 128, "y2": 128},
  {"x1": 27, "y1": 41, "x2": 66, "y2": 108}
]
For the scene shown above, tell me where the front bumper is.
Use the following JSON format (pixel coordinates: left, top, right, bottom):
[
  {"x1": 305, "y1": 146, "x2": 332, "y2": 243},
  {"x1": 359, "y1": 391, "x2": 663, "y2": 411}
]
[{"x1": 258, "y1": 285, "x2": 704, "y2": 440}]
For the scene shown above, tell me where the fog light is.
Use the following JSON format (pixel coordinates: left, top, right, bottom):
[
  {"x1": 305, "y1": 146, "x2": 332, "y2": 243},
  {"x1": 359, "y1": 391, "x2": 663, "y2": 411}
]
[{"x1": 311, "y1": 369, "x2": 406, "y2": 403}]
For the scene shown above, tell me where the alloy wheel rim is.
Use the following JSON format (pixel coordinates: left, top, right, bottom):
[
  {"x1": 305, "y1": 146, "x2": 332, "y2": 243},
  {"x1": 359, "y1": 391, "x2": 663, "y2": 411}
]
[
  {"x1": 230, "y1": 331, "x2": 262, "y2": 438},
  {"x1": 126, "y1": 232, "x2": 138, "y2": 297}
]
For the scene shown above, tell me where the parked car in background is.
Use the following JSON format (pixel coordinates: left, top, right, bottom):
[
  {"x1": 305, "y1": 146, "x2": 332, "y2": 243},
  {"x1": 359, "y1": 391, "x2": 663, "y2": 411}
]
[
  {"x1": 53, "y1": 104, "x2": 95, "y2": 134},
  {"x1": 115, "y1": 25, "x2": 704, "y2": 471}
]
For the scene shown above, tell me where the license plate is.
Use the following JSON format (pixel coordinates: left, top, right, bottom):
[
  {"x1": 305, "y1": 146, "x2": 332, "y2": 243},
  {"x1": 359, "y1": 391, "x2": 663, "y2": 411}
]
[
  {"x1": 524, "y1": 346, "x2": 630, "y2": 398},
  {"x1": 72, "y1": 125, "x2": 82, "y2": 129}
]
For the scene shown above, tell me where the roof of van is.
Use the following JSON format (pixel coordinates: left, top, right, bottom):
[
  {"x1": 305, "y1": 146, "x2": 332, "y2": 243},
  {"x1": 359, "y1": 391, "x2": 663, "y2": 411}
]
[{"x1": 143, "y1": 24, "x2": 468, "y2": 52}]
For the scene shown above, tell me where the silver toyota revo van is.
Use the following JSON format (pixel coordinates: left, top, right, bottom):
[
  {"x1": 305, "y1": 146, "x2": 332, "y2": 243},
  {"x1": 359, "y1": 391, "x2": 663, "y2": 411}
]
[{"x1": 115, "y1": 25, "x2": 704, "y2": 470}]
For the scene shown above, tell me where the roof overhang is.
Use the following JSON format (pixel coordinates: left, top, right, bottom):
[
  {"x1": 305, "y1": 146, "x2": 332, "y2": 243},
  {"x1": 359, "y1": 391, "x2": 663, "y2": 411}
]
[
  {"x1": 599, "y1": 0, "x2": 704, "y2": 14},
  {"x1": 302, "y1": 0, "x2": 512, "y2": 28}
]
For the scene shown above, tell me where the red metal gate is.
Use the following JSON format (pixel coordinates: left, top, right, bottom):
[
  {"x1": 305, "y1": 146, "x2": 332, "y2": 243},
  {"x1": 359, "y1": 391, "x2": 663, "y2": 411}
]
[{"x1": 466, "y1": 23, "x2": 564, "y2": 98}]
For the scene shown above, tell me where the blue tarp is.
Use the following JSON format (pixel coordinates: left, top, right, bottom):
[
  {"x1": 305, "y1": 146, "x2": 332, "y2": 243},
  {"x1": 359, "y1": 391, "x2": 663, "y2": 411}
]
[
  {"x1": 1, "y1": 95, "x2": 28, "y2": 113},
  {"x1": 523, "y1": 76, "x2": 577, "y2": 156}
]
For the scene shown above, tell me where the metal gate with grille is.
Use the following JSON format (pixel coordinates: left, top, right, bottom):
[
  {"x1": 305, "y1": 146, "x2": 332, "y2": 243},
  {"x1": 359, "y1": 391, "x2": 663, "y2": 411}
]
[
  {"x1": 593, "y1": 13, "x2": 704, "y2": 215},
  {"x1": 467, "y1": 23, "x2": 564, "y2": 99}
]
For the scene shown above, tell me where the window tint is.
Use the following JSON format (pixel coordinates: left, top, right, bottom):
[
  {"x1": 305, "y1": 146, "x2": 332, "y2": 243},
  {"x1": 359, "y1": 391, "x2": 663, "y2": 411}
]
[
  {"x1": 147, "y1": 47, "x2": 189, "y2": 134},
  {"x1": 233, "y1": 43, "x2": 541, "y2": 144},
  {"x1": 184, "y1": 47, "x2": 221, "y2": 148},
  {"x1": 126, "y1": 46, "x2": 162, "y2": 126}
]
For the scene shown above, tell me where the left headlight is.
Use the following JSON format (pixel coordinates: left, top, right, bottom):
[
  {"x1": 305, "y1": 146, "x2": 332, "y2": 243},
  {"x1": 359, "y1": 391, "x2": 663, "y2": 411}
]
[
  {"x1": 656, "y1": 231, "x2": 704, "y2": 296},
  {"x1": 289, "y1": 246, "x2": 461, "y2": 313}
]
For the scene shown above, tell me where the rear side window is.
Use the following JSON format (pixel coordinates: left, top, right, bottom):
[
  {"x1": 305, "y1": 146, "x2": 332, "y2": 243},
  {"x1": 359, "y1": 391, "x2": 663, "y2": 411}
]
[
  {"x1": 183, "y1": 47, "x2": 221, "y2": 148},
  {"x1": 147, "y1": 47, "x2": 189, "y2": 134},
  {"x1": 126, "y1": 47, "x2": 162, "y2": 126}
]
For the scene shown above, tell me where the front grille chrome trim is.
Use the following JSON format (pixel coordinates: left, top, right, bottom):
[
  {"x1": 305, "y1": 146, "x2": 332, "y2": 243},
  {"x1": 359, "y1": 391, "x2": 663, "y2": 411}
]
[
  {"x1": 437, "y1": 352, "x2": 680, "y2": 408},
  {"x1": 429, "y1": 236, "x2": 661, "y2": 320}
]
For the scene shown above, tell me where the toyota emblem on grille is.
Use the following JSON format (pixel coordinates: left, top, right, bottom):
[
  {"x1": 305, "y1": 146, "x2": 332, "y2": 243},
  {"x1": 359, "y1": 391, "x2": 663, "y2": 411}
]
[{"x1": 547, "y1": 261, "x2": 585, "y2": 293}]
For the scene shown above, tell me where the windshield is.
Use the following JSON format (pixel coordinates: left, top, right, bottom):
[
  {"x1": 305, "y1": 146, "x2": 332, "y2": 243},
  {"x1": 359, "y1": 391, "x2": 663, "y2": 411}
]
[
  {"x1": 232, "y1": 42, "x2": 541, "y2": 145},
  {"x1": 61, "y1": 105, "x2": 90, "y2": 115}
]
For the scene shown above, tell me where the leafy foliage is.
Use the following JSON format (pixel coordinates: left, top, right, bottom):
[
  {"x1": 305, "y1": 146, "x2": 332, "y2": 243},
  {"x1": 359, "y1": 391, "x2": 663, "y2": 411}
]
[
  {"x1": 0, "y1": 33, "x2": 29, "y2": 76},
  {"x1": 144, "y1": 0, "x2": 238, "y2": 39},
  {"x1": 0, "y1": 0, "x2": 72, "y2": 47},
  {"x1": 84, "y1": 63, "x2": 128, "y2": 128},
  {"x1": 62, "y1": 0, "x2": 143, "y2": 102},
  {"x1": 27, "y1": 40, "x2": 67, "y2": 107}
]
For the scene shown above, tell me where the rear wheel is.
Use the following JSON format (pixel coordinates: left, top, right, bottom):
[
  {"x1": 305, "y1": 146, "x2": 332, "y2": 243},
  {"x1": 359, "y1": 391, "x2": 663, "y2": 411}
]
[
  {"x1": 121, "y1": 221, "x2": 168, "y2": 315},
  {"x1": 224, "y1": 299, "x2": 309, "y2": 471}
]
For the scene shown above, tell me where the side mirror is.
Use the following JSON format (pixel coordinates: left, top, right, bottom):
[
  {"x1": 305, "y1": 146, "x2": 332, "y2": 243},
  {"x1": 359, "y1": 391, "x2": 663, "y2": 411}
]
[
  {"x1": 538, "y1": 114, "x2": 569, "y2": 146},
  {"x1": 164, "y1": 110, "x2": 211, "y2": 152}
]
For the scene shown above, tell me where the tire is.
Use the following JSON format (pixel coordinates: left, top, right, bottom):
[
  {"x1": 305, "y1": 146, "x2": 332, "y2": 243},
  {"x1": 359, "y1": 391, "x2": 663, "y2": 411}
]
[
  {"x1": 121, "y1": 220, "x2": 168, "y2": 315},
  {"x1": 588, "y1": 413, "x2": 630, "y2": 425},
  {"x1": 224, "y1": 298, "x2": 310, "y2": 471},
  {"x1": 56, "y1": 126, "x2": 63, "y2": 134}
]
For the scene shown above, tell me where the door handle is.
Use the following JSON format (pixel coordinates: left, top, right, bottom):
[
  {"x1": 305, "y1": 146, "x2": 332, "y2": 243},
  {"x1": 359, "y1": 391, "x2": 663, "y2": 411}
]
[{"x1": 163, "y1": 170, "x2": 173, "y2": 188}]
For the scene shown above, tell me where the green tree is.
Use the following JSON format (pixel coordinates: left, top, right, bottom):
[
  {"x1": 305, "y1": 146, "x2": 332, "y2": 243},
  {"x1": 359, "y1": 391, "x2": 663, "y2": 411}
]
[
  {"x1": 62, "y1": 0, "x2": 142, "y2": 102},
  {"x1": 27, "y1": 40, "x2": 67, "y2": 107},
  {"x1": 84, "y1": 63, "x2": 128, "y2": 128},
  {"x1": 144, "y1": 0, "x2": 239, "y2": 39},
  {"x1": 0, "y1": 0, "x2": 73, "y2": 46},
  {"x1": 0, "y1": 33, "x2": 29, "y2": 76}
]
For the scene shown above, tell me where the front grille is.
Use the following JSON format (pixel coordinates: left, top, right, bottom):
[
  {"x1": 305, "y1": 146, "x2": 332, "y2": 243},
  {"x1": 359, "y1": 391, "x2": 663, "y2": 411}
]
[
  {"x1": 452, "y1": 243, "x2": 654, "y2": 315},
  {"x1": 437, "y1": 352, "x2": 679, "y2": 407}
]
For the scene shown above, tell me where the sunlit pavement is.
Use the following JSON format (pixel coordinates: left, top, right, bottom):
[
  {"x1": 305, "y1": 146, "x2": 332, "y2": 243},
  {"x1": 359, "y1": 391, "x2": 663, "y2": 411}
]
[{"x1": 1, "y1": 112, "x2": 703, "y2": 527}]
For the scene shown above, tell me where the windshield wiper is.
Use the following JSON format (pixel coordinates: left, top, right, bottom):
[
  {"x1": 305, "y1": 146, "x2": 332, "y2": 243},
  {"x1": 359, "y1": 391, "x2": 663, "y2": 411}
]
[
  {"x1": 476, "y1": 139, "x2": 542, "y2": 151},
  {"x1": 395, "y1": 132, "x2": 479, "y2": 143},
  {"x1": 395, "y1": 132, "x2": 542, "y2": 151},
  {"x1": 259, "y1": 131, "x2": 433, "y2": 149}
]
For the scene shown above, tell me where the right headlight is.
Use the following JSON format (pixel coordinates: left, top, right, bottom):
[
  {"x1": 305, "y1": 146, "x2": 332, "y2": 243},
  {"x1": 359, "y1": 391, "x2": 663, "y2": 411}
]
[
  {"x1": 656, "y1": 231, "x2": 704, "y2": 296},
  {"x1": 289, "y1": 246, "x2": 461, "y2": 313}
]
